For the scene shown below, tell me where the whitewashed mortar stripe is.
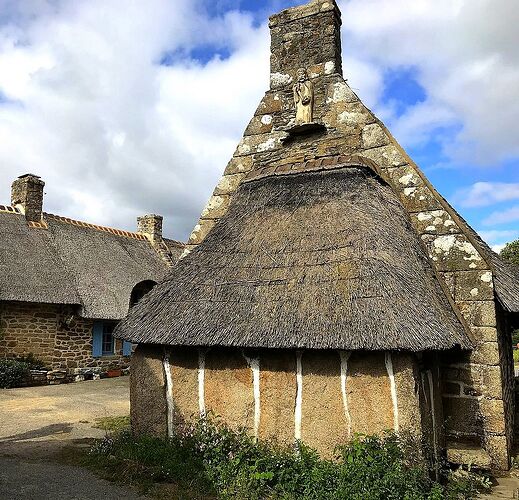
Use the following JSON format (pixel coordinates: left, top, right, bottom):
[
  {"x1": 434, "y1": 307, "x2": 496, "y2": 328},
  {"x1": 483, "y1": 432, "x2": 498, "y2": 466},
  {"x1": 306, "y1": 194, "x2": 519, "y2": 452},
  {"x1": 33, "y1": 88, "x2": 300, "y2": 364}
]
[
  {"x1": 242, "y1": 352, "x2": 261, "y2": 440},
  {"x1": 339, "y1": 350, "x2": 352, "y2": 438},
  {"x1": 163, "y1": 350, "x2": 174, "y2": 438},
  {"x1": 384, "y1": 352, "x2": 399, "y2": 432},
  {"x1": 295, "y1": 351, "x2": 303, "y2": 441},
  {"x1": 198, "y1": 349, "x2": 206, "y2": 417}
]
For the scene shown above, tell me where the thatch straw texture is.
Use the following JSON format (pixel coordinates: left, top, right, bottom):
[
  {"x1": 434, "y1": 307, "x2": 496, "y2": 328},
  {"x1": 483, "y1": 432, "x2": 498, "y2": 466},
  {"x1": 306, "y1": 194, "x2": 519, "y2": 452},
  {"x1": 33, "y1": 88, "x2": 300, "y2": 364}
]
[
  {"x1": 117, "y1": 167, "x2": 471, "y2": 350},
  {"x1": 0, "y1": 211, "x2": 177, "y2": 319}
]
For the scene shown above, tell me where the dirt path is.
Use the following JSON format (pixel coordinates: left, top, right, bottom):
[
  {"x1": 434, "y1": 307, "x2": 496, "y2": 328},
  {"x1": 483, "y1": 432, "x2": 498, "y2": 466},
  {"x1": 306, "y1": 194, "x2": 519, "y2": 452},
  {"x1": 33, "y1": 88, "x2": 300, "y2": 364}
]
[{"x1": 0, "y1": 377, "x2": 148, "y2": 499}]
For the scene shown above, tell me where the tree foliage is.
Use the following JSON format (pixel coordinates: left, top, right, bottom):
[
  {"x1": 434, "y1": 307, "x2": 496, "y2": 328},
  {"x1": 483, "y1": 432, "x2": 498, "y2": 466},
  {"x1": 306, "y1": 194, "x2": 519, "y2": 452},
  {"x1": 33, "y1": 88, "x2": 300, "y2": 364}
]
[{"x1": 500, "y1": 239, "x2": 519, "y2": 266}]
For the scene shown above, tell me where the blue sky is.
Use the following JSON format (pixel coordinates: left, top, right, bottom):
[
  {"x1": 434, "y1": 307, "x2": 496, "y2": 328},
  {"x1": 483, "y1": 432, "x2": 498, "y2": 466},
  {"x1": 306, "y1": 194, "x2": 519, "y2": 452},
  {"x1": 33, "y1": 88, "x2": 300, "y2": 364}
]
[{"x1": 0, "y1": 0, "x2": 518, "y2": 250}]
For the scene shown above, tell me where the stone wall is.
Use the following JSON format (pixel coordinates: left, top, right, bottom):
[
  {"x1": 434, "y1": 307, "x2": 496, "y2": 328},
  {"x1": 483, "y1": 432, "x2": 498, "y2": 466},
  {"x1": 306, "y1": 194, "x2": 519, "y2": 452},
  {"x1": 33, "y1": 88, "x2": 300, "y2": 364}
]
[
  {"x1": 135, "y1": 346, "x2": 426, "y2": 458},
  {"x1": 0, "y1": 300, "x2": 130, "y2": 374}
]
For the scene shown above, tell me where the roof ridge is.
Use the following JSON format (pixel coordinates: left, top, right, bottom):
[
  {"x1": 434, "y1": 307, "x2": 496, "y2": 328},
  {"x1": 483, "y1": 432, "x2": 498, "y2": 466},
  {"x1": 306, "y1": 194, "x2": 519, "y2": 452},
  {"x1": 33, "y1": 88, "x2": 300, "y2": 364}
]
[{"x1": 43, "y1": 212, "x2": 148, "y2": 241}]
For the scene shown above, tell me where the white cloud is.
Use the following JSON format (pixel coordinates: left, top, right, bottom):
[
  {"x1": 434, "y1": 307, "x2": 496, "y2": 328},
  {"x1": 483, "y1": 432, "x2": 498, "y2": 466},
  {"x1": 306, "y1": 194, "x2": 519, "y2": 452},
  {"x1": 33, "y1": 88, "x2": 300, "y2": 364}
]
[
  {"x1": 478, "y1": 229, "x2": 519, "y2": 244},
  {"x1": 339, "y1": 0, "x2": 519, "y2": 165},
  {"x1": 452, "y1": 182, "x2": 519, "y2": 208},
  {"x1": 0, "y1": 0, "x2": 269, "y2": 240},
  {"x1": 1, "y1": 0, "x2": 518, "y2": 243},
  {"x1": 483, "y1": 206, "x2": 519, "y2": 226}
]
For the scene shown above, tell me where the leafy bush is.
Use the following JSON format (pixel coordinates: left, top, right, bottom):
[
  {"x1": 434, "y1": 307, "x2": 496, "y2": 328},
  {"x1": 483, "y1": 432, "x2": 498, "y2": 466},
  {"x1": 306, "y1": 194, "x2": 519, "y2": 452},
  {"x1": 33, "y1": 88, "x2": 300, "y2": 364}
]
[
  {"x1": 0, "y1": 358, "x2": 30, "y2": 388},
  {"x1": 500, "y1": 240, "x2": 519, "y2": 267},
  {"x1": 513, "y1": 349, "x2": 519, "y2": 363},
  {"x1": 87, "y1": 417, "x2": 487, "y2": 499},
  {"x1": 15, "y1": 352, "x2": 47, "y2": 370}
]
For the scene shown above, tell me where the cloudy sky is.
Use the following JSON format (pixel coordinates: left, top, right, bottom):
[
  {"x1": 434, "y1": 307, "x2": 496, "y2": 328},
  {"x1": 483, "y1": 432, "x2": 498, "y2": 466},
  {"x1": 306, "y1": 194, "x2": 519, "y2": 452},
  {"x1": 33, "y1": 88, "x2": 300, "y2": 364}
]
[{"x1": 0, "y1": 0, "x2": 518, "y2": 251}]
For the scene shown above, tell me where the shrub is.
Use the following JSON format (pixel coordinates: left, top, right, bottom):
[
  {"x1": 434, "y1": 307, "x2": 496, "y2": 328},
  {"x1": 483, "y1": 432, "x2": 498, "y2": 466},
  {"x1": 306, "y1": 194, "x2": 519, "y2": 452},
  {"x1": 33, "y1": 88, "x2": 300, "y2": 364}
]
[
  {"x1": 87, "y1": 417, "x2": 488, "y2": 499},
  {"x1": 0, "y1": 358, "x2": 30, "y2": 388}
]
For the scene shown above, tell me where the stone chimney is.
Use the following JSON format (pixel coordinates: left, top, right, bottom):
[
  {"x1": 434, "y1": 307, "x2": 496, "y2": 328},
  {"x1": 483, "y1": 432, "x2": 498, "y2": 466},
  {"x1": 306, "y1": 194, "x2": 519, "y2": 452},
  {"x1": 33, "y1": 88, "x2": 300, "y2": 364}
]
[
  {"x1": 11, "y1": 174, "x2": 45, "y2": 222},
  {"x1": 268, "y1": 0, "x2": 342, "y2": 89},
  {"x1": 137, "y1": 214, "x2": 163, "y2": 243}
]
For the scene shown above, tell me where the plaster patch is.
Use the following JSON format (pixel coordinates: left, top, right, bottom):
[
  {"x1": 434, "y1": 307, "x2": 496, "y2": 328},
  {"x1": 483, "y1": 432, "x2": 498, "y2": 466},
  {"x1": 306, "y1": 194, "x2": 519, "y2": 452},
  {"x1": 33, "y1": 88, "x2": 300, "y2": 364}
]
[
  {"x1": 237, "y1": 142, "x2": 251, "y2": 155},
  {"x1": 432, "y1": 235, "x2": 482, "y2": 261},
  {"x1": 328, "y1": 82, "x2": 355, "y2": 103},
  {"x1": 404, "y1": 187, "x2": 417, "y2": 197},
  {"x1": 261, "y1": 114, "x2": 273, "y2": 125},
  {"x1": 324, "y1": 61, "x2": 335, "y2": 74},
  {"x1": 417, "y1": 213, "x2": 433, "y2": 221},
  {"x1": 398, "y1": 173, "x2": 414, "y2": 186},
  {"x1": 481, "y1": 271, "x2": 492, "y2": 283},
  {"x1": 270, "y1": 72, "x2": 292, "y2": 88},
  {"x1": 257, "y1": 137, "x2": 277, "y2": 152}
]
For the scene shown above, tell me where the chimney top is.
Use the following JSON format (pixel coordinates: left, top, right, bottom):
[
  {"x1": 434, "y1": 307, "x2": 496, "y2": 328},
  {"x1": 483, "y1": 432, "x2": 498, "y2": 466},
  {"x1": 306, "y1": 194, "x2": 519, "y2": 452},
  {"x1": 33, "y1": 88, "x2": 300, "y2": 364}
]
[
  {"x1": 268, "y1": 0, "x2": 342, "y2": 89},
  {"x1": 11, "y1": 174, "x2": 45, "y2": 222},
  {"x1": 137, "y1": 214, "x2": 163, "y2": 243}
]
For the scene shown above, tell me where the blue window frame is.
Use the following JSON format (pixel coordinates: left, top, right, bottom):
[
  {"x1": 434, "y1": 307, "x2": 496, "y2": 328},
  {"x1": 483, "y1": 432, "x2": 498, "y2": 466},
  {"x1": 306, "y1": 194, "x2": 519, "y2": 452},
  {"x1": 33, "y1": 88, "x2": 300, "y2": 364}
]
[{"x1": 93, "y1": 320, "x2": 133, "y2": 357}]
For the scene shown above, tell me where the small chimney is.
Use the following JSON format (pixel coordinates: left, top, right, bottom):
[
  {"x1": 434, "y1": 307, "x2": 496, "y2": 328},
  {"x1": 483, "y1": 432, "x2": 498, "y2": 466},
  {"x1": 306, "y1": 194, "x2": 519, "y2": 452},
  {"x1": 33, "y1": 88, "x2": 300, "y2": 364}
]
[
  {"x1": 11, "y1": 174, "x2": 45, "y2": 222},
  {"x1": 268, "y1": 0, "x2": 342, "y2": 88},
  {"x1": 137, "y1": 214, "x2": 163, "y2": 243}
]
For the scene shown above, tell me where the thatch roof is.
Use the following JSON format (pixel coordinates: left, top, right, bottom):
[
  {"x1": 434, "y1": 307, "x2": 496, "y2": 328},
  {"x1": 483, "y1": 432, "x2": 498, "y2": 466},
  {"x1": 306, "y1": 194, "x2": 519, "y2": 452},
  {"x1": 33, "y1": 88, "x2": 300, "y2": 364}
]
[
  {"x1": 116, "y1": 166, "x2": 471, "y2": 350},
  {"x1": 0, "y1": 210, "x2": 183, "y2": 319}
]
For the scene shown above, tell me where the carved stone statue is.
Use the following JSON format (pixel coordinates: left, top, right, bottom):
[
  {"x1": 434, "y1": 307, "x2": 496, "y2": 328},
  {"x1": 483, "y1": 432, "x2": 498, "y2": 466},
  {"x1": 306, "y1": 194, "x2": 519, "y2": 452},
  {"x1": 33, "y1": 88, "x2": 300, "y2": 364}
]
[{"x1": 293, "y1": 68, "x2": 314, "y2": 125}]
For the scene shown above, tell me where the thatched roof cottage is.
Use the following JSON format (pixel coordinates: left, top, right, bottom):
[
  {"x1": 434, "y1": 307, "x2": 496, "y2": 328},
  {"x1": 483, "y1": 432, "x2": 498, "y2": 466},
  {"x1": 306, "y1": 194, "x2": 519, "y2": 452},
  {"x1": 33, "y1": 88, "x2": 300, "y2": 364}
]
[
  {"x1": 116, "y1": 0, "x2": 519, "y2": 470},
  {"x1": 0, "y1": 173, "x2": 183, "y2": 379}
]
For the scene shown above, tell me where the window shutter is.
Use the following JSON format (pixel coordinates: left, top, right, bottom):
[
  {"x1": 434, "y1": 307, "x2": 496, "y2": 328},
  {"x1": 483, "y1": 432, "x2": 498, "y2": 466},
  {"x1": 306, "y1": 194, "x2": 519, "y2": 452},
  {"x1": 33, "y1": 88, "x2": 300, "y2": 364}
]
[
  {"x1": 123, "y1": 341, "x2": 132, "y2": 356},
  {"x1": 92, "y1": 321, "x2": 103, "y2": 357}
]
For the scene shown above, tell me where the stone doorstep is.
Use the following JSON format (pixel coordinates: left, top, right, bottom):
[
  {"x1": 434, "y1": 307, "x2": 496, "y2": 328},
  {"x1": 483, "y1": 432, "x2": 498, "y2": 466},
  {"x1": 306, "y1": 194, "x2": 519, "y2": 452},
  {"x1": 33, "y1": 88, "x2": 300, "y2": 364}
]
[{"x1": 446, "y1": 442, "x2": 492, "y2": 470}]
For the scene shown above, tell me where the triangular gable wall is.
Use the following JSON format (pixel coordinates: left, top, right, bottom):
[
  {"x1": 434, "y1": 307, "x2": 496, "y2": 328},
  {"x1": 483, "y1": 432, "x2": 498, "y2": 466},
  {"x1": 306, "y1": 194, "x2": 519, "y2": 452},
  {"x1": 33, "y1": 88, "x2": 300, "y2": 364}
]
[{"x1": 184, "y1": 0, "x2": 510, "y2": 468}]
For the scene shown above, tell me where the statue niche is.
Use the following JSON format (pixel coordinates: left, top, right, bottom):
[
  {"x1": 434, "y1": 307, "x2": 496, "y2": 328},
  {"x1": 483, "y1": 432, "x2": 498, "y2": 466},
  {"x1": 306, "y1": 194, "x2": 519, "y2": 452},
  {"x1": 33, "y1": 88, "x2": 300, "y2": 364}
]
[{"x1": 293, "y1": 68, "x2": 314, "y2": 125}]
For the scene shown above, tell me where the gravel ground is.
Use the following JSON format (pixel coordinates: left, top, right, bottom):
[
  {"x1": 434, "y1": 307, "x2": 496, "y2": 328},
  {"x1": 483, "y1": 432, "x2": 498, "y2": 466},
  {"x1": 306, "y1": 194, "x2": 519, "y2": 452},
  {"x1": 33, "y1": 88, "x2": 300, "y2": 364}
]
[{"x1": 0, "y1": 377, "x2": 148, "y2": 499}]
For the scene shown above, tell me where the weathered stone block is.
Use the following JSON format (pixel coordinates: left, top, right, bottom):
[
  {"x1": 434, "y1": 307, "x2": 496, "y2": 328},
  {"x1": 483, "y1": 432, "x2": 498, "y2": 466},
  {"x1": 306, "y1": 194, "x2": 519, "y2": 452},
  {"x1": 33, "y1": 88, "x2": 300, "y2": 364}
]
[
  {"x1": 244, "y1": 114, "x2": 274, "y2": 136},
  {"x1": 398, "y1": 184, "x2": 442, "y2": 213},
  {"x1": 361, "y1": 144, "x2": 407, "y2": 168},
  {"x1": 235, "y1": 132, "x2": 285, "y2": 157},
  {"x1": 224, "y1": 156, "x2": 253, "y2": 175},
  {"x1": 470, "y1": 327, "x2": 499, "y2": 343},
  {"x1": 362, "y1": 123, "x2": 389, "y2": 149},
  {"x1": 200, "y1": 195, "x2": 231, "y2": 220},
  {"x1": 479, "y1": 398, "x2": 506, "y2": 434},
  {"x1": 188, "y1": 219, "x2": 217, "y2": 245},
  {"x1": 255, "y1": 93, "x2": 282, "y2": 115},
  {"x1": 421, "y1": 234, "x2": 487, "y2": 271},
  {"x1": 469, "y1": 342, "x2": 500, "y2": 365},
  {"x1": 410, "y1": 210, "x2": 458, "y2": 235},
  {"x1": 325, "y1": 81, "x2": 358, "y2": 105},
  {"x1": 213, "y1": 173, "x2": 245, "y2": 196},
  {"x1": 484, "y1": 434, "x2": 509, "y2": 470},
  {"x1": 454, "y1": 270, "x2": 494, "y2": 301},
  {"x1": 458, "y1": 301, "x2": 497, "y2": 328},
  {"x1": 446, "y1": 443, "x2": 491, "y2": 469},
  {"x1": 443, "y1": 396, "x2": 481, "y2": 437}
]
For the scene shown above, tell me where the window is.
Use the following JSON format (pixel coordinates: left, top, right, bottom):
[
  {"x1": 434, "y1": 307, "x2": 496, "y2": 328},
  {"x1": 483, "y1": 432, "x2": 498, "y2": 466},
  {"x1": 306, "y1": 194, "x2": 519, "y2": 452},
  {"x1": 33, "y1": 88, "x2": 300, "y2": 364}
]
[
  {"x1": 102, "y1": 322, "x2": 115, "y2": 356},
  {"x1": 92, "y1": 320, "x2": 117, "y2": 357}
]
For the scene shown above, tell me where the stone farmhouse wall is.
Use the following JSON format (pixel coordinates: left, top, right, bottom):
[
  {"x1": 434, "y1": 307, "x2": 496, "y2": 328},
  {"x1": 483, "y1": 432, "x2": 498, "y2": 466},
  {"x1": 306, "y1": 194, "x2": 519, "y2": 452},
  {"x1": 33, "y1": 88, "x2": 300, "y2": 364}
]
[
  {"x1": 0, "y1": 301, "x2": 130, "y2": 373},
  {"x1": 131, "y1": 345, "x2": 440, "y2": 459}
]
